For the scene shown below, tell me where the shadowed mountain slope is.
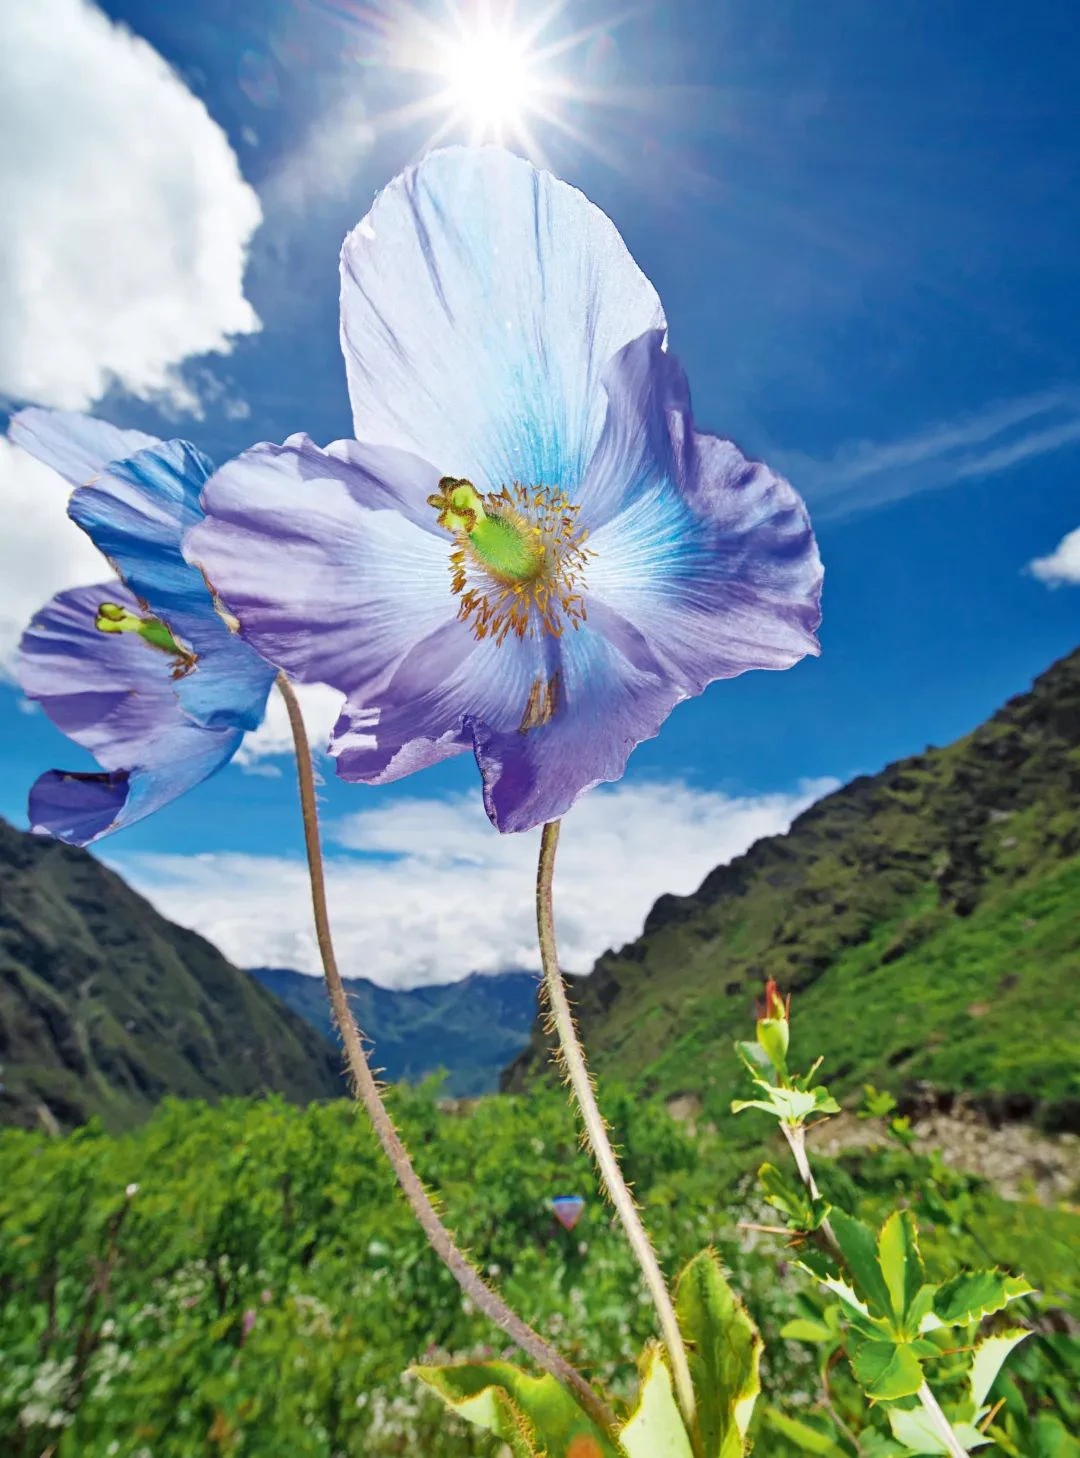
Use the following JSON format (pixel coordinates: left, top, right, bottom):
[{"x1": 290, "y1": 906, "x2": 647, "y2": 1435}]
[
  {"x1": 249, "y1": 966, "x2": 539, "y2": 1097},
  {"x1": 503, "y1": 647, "x2": 1080, "y2": 1133},
  {"x1": 0, "y1": 819, "x2": 344, "y2": 1131}
]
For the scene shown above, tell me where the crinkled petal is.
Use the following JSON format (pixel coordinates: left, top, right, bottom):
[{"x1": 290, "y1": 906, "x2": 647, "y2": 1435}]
[
  {"x1": 8, "y1": 407, "x2": 157, "y2": 487},
  {"x1": 583, "y1": 331, "x2": 822, "y2": 690},
  {"x1": 66, "y1": 438, "x2": 275, "y2": 732},
  {"x1": 340, "y1": 145, "x2": 665, "y2": 491},
  {"x1": 18, "y1": 583, "x2": 242, "y2": 846},
  {"x1": 330, "y1": 607, "x2": 683, "y2": 833},
  {"x1": 185, "y1": 435, "x2": 457, "y2": 704}
]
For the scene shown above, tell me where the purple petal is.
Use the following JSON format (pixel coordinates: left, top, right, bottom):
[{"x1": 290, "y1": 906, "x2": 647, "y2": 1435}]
[
  {"x1": 583, "y1": 331, "x2": 823, "y2": 692},
  {"x1": 18, "y1": 583, "x2": 242, "y2": 845},
  {"x1": 340, "y1": 146, "x2": 665, "y2": 492},
  {"x1": 8, "y1": 408, "x2": 157, "y2": 487},
  {"x1": 185, "y1": 435, "x2": 457, "y2": 701},
  {"x1": 330, "y1": 607, "x2": 683, "y2": 833}
]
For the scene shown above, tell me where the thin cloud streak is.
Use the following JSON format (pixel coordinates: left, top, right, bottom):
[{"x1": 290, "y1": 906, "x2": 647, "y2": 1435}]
[{"x1": 785, "y1": 389, "x2": 1080, "y2": 520}]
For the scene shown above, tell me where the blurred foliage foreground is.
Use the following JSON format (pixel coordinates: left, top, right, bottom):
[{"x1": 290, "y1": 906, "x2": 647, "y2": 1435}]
[{"x1": 1, "y1": 1086, "x2": 1077, "y2": 1457}]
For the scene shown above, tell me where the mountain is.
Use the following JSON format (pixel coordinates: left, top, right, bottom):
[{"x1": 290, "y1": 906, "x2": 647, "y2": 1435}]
[
  {"x1": 0, "y1": 818, "x2": 345, "y2": 1131},
  {"x1": 249, "y1": 966, "x2": 539, "y2": 1097},
  {"x1": 504, "y1": 647, "x2": 1080, "y2": 1135}
]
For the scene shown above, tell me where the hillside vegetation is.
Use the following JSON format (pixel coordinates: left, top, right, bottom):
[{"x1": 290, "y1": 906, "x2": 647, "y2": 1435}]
[
  {"x1": 0, "y1": 820, "x2": 344, "y2": 1130},
  {"x1": 504, "y1": 648, "x2": 1080, "y2": 1135}
]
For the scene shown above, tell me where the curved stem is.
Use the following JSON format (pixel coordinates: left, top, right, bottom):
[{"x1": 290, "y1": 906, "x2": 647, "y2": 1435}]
[
  {"x1": 536, "y1": 820, "x2": 697, "y2": 1435},
  {"x1": 277, "y1": 677, "x2": 615, "y2": 1435}
]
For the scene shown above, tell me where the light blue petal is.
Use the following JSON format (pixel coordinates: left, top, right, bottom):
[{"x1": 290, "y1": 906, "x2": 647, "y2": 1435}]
[
  {"x1": 8, "y1": 407, "x2": 158, "y2": 487},
  {"x1": 340, "y1": 145, "x2": 665, "y2": 494},
  {"x1": 68, "y1": 440, "x2": 275, "y2": 732},
  {"x1": 19, "y1": 583, "x2": 243, "y2": 846}
]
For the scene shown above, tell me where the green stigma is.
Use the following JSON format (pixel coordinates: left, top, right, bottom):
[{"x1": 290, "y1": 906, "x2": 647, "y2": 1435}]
[
  {"x1": 428, "y1": 477, "x2": 544, "y2": 583},
  {"x1": 95, "y1": 601, "x2": 186, "y2": 658}
]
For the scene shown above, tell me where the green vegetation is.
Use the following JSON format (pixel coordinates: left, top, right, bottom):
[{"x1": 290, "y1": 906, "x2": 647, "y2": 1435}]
[
  {"x1": 0, "y1": 818, "x2": 344, "y2": 1131},
  {"x1": 506, "y1": 649, "x2": 1080, "y2": 1139},
  {"x1": 1, "y1": 1085, "x2": 1076, "y2": 1455}
]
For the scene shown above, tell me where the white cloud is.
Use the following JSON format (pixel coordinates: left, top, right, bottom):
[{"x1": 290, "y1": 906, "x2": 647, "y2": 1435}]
[
  {"x1": 0, "y1": 0, "x2": 261, "y2": 412},
  {"x1": 786, "y1": 389, "x2": 1080, "y2": 520},
  {"x1": 233, "y1": 682, "x2": 346, "y2": 766},
  {"x1": 0, "y1": 438, "x2": 109, "y2": 675},
  {"x1": 111, "y1": 777, "x2": 838, "y2": 989},
  {"x1": 1029, "y1": 526, "x2": 1080, "y2": 587}
]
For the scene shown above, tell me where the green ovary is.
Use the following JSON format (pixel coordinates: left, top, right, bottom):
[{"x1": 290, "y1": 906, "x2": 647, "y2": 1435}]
[
  {"x1": 469, "y1": 513, "x2": 544, "y2": 582},
  {"x1": 95, "y1": 602, "x2": 184, "y2": 657}
]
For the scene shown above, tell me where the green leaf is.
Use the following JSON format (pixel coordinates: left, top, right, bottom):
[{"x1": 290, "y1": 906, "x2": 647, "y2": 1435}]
[
  {"x1": 968, "y1": 1329, "x2": 1031, "y2": 1413},
  {"x1": 675, "y1": 1249, "x2": 762, "y2": 1457},
  {"x1": 850, "y1": 1339, "x2": 925, "y2": 1401},
  {"x1": 731, "y1": 1086, "x2": 821, "y2": 1124},
  {"x1": 412, "y1": 1360, "x2": 620, "y2": 1458},
  {"x1": 617, "y1": 1345, "x2": 695, "y2": 1458},
  {"x1": 763, "y1": 1408, "x2": 848, "y2": 1456},
  {"x1": 759, "y1": 1162, "x2": 830, "y2": 1230},
  {"x1": 780, "y1": 1317, "x2": 836, "y2": 1344},
  {"x1": 877, "y1": 1211, "x2": 925, "y2": 1329},
  {"x1": 932, "y1": 1270, "x2": 1035, "y2": 1327},
  {"x1": 829, "y1": 1210, "x2": 895, "y2": 1318},
  {"x1": 756, "y1": 1016, "x2": 789, "y2": 1074},
  {"x1": 887, "y1": 1405, "x2": 990, "y2": 1454}
]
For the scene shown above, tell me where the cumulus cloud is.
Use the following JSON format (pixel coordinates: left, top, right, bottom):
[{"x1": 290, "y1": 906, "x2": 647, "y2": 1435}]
[
  {"x1": 1028, "y1": 526, "x2": 1080, "y2": 587},
  {"x1": 0, "y1": 438, "x2": 110, "y2": 675},
  {"x1": 0, "y1": 0, "x2": 261, "y2": 412},
  {"x1": 233, "y1": 682, "x2": 347, "y2": 766},
  {"x1": 111, "y1": 777, "x2": 838, "y2": 989}
]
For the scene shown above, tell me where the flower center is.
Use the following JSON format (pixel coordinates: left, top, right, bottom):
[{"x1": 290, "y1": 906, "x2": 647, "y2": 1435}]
[
  {"x1": 95, "y1": 601, "x2": 196, "y2": 675},
  {"x1": 427, "y1": 477, "x2": 592, "y2": 646}
]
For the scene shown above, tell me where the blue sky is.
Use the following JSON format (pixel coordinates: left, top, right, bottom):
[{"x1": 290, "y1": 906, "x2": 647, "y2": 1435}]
[{"x1": 0, "y1": 0, "x2": 1077, "y2": 983}]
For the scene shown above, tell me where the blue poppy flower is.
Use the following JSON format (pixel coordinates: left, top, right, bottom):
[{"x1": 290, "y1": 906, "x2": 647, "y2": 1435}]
[
  {"x1": 186, "y1": 147, "x2": 823, "y2": 834},
  {"x1": 11, "y1": 409, "x2": 276, "y2": 845}
]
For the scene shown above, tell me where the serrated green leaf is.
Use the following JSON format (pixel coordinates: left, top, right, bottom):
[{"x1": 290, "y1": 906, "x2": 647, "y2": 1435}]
[
  {"x1": 675, "y1": 1249, "x2": 762, "y2": 1457},
  {"x1": 968, "y1": 1329, "x2": 1031, "y2": 1413},
  {"x1": 617, "y1": 1345, "x2": 695, "y2": 1458},
  {"x1": 877, "y1": 1211, "x2": 925, "y2": 1329},
  {"x1": 887, "y1": 1405, "x2": 990, "y2": 1454},
  {"x1": 932, "y1": 1270, "x2": 1035, "y2": 1327},
  {"x1": 829, "y1": 1210, "x2": 895, "y2": 1318},
  {"x1": 780, "y1": 1317, "x2": 836, "y2": 1344},
  {"x1": 763, "y1": 1408, "x2": 847, "y2": 1455},
  {"x1": 850, "y1": 1339, "x2": 925, "y2": 1400},
  {"x1": 412, "y1": 1360, "x2": 619, "y2": 1458}
]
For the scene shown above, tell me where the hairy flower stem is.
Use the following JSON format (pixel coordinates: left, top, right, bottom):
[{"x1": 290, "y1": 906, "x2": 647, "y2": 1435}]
[
  {"x1": 781, "y1": 1123, "x2": 968, "y2": 1458},
  {"x1": 278, "y1": 678, "x2": 615, "y2": 1436},
  {"x1": 537, "y1": 820, "x2": 697, "y2": 1435}
]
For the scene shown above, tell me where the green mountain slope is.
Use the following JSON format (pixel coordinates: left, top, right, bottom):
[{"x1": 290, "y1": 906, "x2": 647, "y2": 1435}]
[
  {"x1": 0, "y1": 819, "x2": 345, "y2": 1131},
  {"x1": 249, "y1": 966, "x2": 538, "y2": 1096},
  {"x1": 503, "y1": 647, "x2": 1080, "y2": 1133}
]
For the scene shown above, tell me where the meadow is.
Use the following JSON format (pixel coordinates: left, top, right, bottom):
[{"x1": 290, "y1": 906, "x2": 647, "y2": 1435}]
[{"x1": 2, "y1": 1082, "x2": 1076, "y2": 1456}]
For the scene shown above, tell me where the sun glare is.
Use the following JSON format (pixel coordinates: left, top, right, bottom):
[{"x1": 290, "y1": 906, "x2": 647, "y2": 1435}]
[{"x1": 440, "y1": 25, "x2": 537, "y2": 137}]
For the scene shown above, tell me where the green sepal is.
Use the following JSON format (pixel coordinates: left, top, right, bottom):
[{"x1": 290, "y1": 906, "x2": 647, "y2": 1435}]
[
  {"x1": 756, "y1": 1015, "x2": 789, "y2": 1076},
  {"x1": 674, "y1": 1248, "x2": 762, "y2": 1457},
  {"x1": 887, "y1": 1405, "x2": 990, "y2": 1454},
  {"x1": 758, "y1": 1162, "x2": 830, "y2": 1231},
  {"x1": 617, "y1": 1344, "x2": 695, "y2": 1458},
  {"x1": 931, "y1": 1270, "x2": 1035, "y2": 1327},
  {"x1": 850, "y1": 1339, "x2": 925, "y2": 1401},
  {"x1": 411, "y1": 1359, "x2": 620, "y2": 1458}
]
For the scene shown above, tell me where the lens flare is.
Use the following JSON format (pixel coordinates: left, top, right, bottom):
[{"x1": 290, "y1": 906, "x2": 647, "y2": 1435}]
[{"x1": 440, "y1": 23, "x2": 537, "y2": 137}]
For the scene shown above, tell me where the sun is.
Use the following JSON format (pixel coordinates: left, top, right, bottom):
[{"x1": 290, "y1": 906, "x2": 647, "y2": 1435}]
[{"x1": 439, "y1": 23, "x2": 538, "y2": 139}]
